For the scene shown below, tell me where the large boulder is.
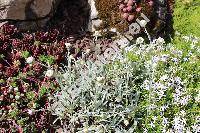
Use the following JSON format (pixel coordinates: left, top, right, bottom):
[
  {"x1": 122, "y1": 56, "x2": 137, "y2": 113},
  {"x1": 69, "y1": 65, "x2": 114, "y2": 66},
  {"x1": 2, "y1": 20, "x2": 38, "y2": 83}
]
[
  {"x1": 0, "y1": 0, "x2": 59, "y2": 30},
  {"x1": 0, "y1": 0, "x2": 98, "y2": 34}
]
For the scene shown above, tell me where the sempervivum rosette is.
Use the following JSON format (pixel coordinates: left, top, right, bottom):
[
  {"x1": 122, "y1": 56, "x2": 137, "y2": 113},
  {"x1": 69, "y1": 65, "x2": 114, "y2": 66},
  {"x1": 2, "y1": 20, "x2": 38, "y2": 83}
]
[
  {"x1": 95, "y1": 0, "x2": 154, "y2": 34},
  {"x1": 119, "y1": 0, "x2": 154, "y2": 23}
]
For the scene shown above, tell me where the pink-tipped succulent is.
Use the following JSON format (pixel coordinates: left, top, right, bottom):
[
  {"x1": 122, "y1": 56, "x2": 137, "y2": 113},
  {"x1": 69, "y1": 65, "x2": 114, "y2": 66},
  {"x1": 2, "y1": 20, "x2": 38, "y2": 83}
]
[{"x1": 118, "y1": 0, "x2": 155, "y2": 23}]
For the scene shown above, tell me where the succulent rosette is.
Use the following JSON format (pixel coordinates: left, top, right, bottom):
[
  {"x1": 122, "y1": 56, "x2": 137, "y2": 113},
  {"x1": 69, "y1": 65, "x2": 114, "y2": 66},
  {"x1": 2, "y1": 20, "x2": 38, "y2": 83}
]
[{"x1": 119, "y1": 0, "x2": 154, "y2": 23}]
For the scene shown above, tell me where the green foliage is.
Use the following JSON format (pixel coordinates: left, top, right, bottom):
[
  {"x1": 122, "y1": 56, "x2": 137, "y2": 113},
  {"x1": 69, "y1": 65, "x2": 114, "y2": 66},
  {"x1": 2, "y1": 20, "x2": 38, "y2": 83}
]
[
  {"x1": 21, "y1": 51, "x2": 30, "y2": 58},
  {"x1": 39, "y1": 86, "x2": 48, "y2": 98},
  {"x1": 39, "y1": 55, "x2": 55, "y2": 65},
  {"x1": 49, "y1": 32, "x2": 200, "y2": 132},
  {"x1": 174, "y1": 0, "x2": 200, "y2": 36}
]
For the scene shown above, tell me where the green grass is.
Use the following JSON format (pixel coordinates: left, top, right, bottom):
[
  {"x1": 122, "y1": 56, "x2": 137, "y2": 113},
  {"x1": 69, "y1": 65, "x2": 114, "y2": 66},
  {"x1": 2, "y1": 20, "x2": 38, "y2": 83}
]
[{"x1": 173, "y1": 0, "x2": 200, "y2": 36}]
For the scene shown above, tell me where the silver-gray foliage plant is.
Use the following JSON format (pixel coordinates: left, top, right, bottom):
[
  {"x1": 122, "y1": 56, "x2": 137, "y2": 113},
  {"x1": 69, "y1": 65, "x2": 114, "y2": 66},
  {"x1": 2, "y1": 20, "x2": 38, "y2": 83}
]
[{"x1": 48, "y1": 48, "x2": 147, "y2": 132}]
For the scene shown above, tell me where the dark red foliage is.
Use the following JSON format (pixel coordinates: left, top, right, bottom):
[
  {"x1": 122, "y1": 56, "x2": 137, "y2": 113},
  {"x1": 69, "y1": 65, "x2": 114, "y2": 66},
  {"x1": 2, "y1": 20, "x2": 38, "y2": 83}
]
[{"x1": 0, "y1": 24, "x2": 116, "y2": 132}]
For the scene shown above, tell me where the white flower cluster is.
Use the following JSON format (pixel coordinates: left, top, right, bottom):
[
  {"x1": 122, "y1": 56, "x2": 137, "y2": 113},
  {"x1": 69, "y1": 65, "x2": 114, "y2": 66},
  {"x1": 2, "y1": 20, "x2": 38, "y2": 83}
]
[
  {"x1": 171, "y1": 77, "x2": 191, "y2": 106},
  {"x1": 48, "y1": 33, "x2": 199, "y2": 132},
  {"x1": 173, "y1": 111, "x2": 187, "y2": 133},
  {"x1": 26, "y1": 56, "x2": 35, "y2": 64}
]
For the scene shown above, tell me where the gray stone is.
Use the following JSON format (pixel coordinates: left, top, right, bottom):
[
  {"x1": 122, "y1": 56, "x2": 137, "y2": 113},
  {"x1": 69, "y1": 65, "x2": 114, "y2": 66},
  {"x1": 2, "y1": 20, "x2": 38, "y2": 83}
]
[
  {"x1": 0, "y1": 0, "x2": 102, "y2": 32},
  {"x1": 0, "y1": 0, "x2": 59, "y2": 30}
]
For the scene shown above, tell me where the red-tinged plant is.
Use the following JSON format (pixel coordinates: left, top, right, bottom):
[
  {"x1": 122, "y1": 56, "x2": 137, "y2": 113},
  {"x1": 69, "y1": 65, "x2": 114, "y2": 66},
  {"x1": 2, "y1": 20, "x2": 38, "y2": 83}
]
[{"x1": 0, "y1": 23, "x2": 116, "y2": 132}]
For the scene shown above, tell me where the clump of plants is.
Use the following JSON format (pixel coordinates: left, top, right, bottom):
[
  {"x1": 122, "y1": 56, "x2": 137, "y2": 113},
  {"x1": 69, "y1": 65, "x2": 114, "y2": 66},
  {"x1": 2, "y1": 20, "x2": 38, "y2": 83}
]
[
  {"x1": 49, "y1": 47, "x2": 148, "y2": 132},
  {"x1": 95, "y1": 0, "x2": 175, "y2": 39},
  {"x1": 0, "y1": 24, "x2": 63, "y2": 132},
  {"x1": 119, "y1": 0, "x2": 154, "y2": 22},
  {"x1": 0, "y1": 24, "x2": 116, "y2": 132},
  {"x1": 49, "y1": 32, "x2": 199, "y2": 132}
]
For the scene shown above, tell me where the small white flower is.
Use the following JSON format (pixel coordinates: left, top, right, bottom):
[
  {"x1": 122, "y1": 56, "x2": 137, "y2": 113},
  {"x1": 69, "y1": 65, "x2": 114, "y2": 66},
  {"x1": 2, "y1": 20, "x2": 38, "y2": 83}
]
[
  {"x1": 160, "y1": 74, "x2": 168, "y2": 81},
  {"x1": 192, "y1": 38, "x2": 199, "y2": 44},
  {"x1": 173, "y1": 115, "x2": 186, "y2": 132},
  {"x1": 180, "y1": 110, "x2": 186, "y2": 116},
  {"x1": 191, "y1": 44, "x2": 195, "y2": 49},
  {"x1": 125, "y1": 45, "x2": 134, "y2": 52},
  {"x1": 121, "y1": 58, "x2": 128, "y2": 63},
  {"x1": 162, "y1": 117, "x2": 168, "y2": 126},
  {"x1": 115, "y1": 96, "x2": 122, "y2": 102},
  {"x1": 83, "y1": 127, "x2": 88, "y2": 133},
  {"x1": 96, "y1": 76, "x2": 105, "y2": 82},
  {"x1": 110, "y1": 28, "x2": 117, "y2": 32},
  {"x1": 8, "y1": 86, "x2": 13, "y2": 93},
  {"x1": 124, "y1": 119, "x2": 129, "y2": 126},
  {"x1": 152, "y1": 116, "x2": 157, "y2": 121},
  {"x1": 160, "y1": 54, "x2": 169, "y2": 62},
  {"x1": 183, "y1": 57, "x2": 189, "y2": 62},
  {"x1": 174, "y1": 77, "x2": 183, "y2": 85},
  {"x1": 15, "y1": 95, "x2": 20, "y2": 100},
  {"x1": 26, "y1": 56, "x2": 34, "y2": 64},
  {"x1": 69, "y1": 55, "x2": 74, "y2": 60},
  {"x1": 86, "y1": 49, "x2": 91, "y2": 54},
  {"x1": 79, "y1": 59, "x2": 85, "y2": 65},
  {"x1": 143, "y1": 80, "x2": 150, "y2": 90},
  {"x1": 175, "y1": 31, "x2": 181, "y2": 36},
  {"x1": 180, "y1": 96, "x2": 190, "y2": 106},
  {"x1": 65, "y1": 42, "x2": 72, "y2": 48},
  {"x1": 156, "y1": 37, "x2": 165, "y2": 45},
  {"x1": 182, "y1": 36, "x2": 190, "y2": 42},
  {"x1": 27, "y1": 109, "x2": 33, "y2": 115},
  {"x1": 139, "y1": 20, "x2": 147, "y2": 27},
  {"x1": 45, "y1": 69, "x2": 54, "y2": 77},
  {"x1": 136, "y1": 37, "x2": 144, "y2": 44},
  {"x1": 160, "y1": 105, "x2": 168, "y2": 111},
  {"x1": 192, "y1": 124, "x2": 200, "y2": 133},
  {"x1": 93, "y1": 31, "x2": 101, "y2": 37},
  {"x1": 152, "y1": 56, "x2": 160, "y2": 63},
  {"x1": 14, "y1": 87, "x2": 18, "y2": 92},
  {"x1": 149, "y1": 121, "x2": 155, "y2": 128},
  {"x1": 10, "y1": 95, "x2": 14, "y2": 99},
  {"x1": 171, "y1": 57, "x2": 179, "y2": 64}
]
